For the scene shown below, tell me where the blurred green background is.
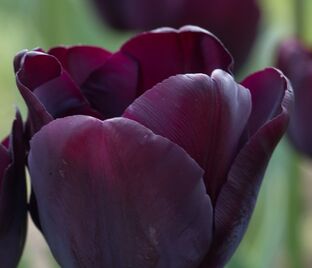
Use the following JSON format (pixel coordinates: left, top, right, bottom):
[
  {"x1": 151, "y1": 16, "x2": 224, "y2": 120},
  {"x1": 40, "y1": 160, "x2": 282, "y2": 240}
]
[{"x1": 0, "y1": 0, "x2": 311, "y2": 267}]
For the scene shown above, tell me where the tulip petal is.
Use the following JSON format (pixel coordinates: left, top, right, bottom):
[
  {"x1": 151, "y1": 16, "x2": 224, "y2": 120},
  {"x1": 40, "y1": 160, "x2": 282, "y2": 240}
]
[
  {"x1": 29, "y1": 116, "x2": 213, "y2": 267},
  {"x1": 48, "y1": 46, "x2": 112, "y2": 86},
  {"x1": 0, "y1": 111, "x2": 27, "y2": 268},
  {"x1": 242, "y1": 68, "x2": 290, "y2": 136},
  {"x1": 16, "y1": 79, "x2": 53, "y2": 135},
  {"x1": 16, "y1": 51, "x2": 101, "y2": 119},
  {"x1": 123, "y1": 72, "x2": 251, "y2": 202},
  {"x1": 0, "y1": 146, "x2": 10, "y2": 190},
  {"x1": 201, "y1": 69, "x2": 293, "y2": 267},
  {"x1": 81, "y1": 52, "x2": 139, "y2": 117},
  {"x1": 121, "y1": 26, "x2": 233, "y2": 94}
]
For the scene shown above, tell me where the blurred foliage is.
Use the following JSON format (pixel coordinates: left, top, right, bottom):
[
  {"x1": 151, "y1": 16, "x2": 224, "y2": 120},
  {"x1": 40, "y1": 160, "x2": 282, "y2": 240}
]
[{"x1": 0, "y1": 0, "x2": 310, "y2": 267}]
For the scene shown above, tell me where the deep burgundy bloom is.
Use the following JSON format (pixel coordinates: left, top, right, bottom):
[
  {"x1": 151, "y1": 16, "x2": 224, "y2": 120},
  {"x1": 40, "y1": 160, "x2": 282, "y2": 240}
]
[
  {"x1": 14, "y1": 27, "x2": 292, "y2": 267},
  {"x1": 90, "y1": 0, "x2": 260, "y2": 69},
  {"x1": 276, "y1": 38, "x2": 312, "y2": 156},
  {"x1": 0, "y1": 112, "x2": 27, "y2": 267}
]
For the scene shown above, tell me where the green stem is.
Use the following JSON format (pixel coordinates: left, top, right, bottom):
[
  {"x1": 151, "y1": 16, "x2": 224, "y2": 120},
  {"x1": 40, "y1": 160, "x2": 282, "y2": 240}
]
[{"x1": 287, "y1": 150, "x2": 303, "y2": 268}]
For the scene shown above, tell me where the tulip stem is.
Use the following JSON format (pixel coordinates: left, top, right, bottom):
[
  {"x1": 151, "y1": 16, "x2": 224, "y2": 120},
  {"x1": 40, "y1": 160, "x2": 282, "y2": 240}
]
[
  {"x1": 287, "y1": 149, "x2": 303, "y2": 268},
  {"x1": 295, "y1": 0, "x2": 305, "y2": 39}
]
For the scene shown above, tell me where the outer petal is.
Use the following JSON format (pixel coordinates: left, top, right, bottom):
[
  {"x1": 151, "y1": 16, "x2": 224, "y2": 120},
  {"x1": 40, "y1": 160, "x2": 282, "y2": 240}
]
[
  {"x1": 16, "y1": 80, "x2": 53, "y2": 136},
  {"x1": 0, "y1": 111, "x2": 27, "y2": 268},
  {"x1": 123, "y1": 72, "x2": 251, "y2": 202},
  {"x1": 48, "y1": 46, "x2": 112, "y2": 86},
  {"x1": 16, "y1": 51, "x2": 101, "y2": 119},
  {"x1": 29, "y1": 116, "x2": 213, "y2": 267},
  {"x1": 0, "y1": 146, "x2": 10, "y2": 190},
  {"x1": 242, "y1": 68, "x2": 290, "y2": 136},
  {"x1": 121, "y1": 26, "x2": 233, "y2": 94},
  {"x1": 201, "y1": 68, "x2": 293, "y2": 267}
]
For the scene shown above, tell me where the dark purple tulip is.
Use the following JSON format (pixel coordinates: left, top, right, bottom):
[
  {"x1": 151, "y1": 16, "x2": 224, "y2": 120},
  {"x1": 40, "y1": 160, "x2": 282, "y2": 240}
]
[
  {"x1": 91, "y1": 0, "x2": 260, "y2": 69},
  {"x1": 0, "y1": 111, "x2": 27, "y2": 267},
  {"x1": 15, "y1": 27, "x2": 292, "y2": 267},
  {"x1": 276, "y1": 38, "x2": 312, "y2": 156},
  {"x1": 16, "y1": 25, "x2": 233, "y2": 237}
]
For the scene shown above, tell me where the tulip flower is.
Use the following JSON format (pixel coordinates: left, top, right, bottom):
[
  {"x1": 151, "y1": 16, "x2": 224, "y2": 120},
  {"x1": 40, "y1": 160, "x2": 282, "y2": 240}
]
[
  {"x1": 14, "y1": 26, "x2": 292, "y2": 267},
  {"x1": 0, "y1": 111, "x2": 27, "y2": 267},
  {"x1": 90, "y1": 0, "x2": 260, "y2": 69},
  {"x1": 276, "y1": 38, "x2": 312, "y2": 157}
]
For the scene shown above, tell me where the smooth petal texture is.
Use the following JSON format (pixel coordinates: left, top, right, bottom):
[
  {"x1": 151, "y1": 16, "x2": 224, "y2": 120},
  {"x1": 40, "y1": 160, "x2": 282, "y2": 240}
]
[
  {"x1": 124, "y1": 72, "x2": 251, "y2": 202},
  {"x1": 48, "y1": 46, "x2": 112, "y2": 86},
  {"x1": 91, "y1": 0, "x2": 259, "y2": 70},
  {"x1": 276, "y1": 39, "x2": 312, "y2": 157},
  {"x1": 81, "y1": 52, "x2": 139, "y2": 117},
  {"x1": 0, "y1": 112, "x2": 27, "y2": 268},
  {"x1": 200, "y1": 69, "x2": 293, "y2": 267},
  {"x1": 29, "y1": 116, "x2": 213, "y2": 267},
  {"x1": 121, "y1": 26, "x2": 233, "y2": 94},
  {"x1": 242, "y1": 68, "x2": 289, "y2": 136},
  {"x1": 16, "y1": 51, "x2": 101, "y2": 119}
]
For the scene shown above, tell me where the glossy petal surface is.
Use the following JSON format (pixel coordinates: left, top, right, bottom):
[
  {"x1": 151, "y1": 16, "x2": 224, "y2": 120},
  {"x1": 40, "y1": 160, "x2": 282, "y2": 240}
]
[
  {"x1": 124, "y1": 72, "x2": 251, "y2": 201},
  {"x1": 29, "y1": 116, "x2": 213, "y2": 267},
  {"x1": 242, "y1": 68, "x2": 289, "y2": 136},
  {"x1": 201, "y1": 68, "x2": 293, "y2": 267}
]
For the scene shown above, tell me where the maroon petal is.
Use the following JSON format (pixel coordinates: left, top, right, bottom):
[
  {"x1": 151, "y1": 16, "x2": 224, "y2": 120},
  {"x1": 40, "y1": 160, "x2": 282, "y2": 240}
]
[
  {"x1": 201, "y1": 68, "x2": 293, "y2": 267},
  {"x1": 121, "y1": 26, "x2": 233, "y2": 94},
  {"x1": 0, "y1": 111, "x2": 27, "y2": 268},
  {"x1": 48, "y1": 46, "x2": 112, "y2": 86},
  {"x1": 16, "y1": 51, "x2": 101, "y2": 119},
  {"x1": 81, "y1": 52, "x2": 139, "y2": 117},
  {"x1": 242, "y1": 68, "x2": 291, "y2": 136},
  {"x1": 0, "y1": 146, "x2": 10, "y2": 189},
  {"x1": 123, "y1": 71, "x2": 251, "y2": 202},
  {"x1": 28, "y1": 116, "x2": 213, "y2": 267},
  {"x1": 16, "y1": 79, "x2": 53, "y2": 135}
]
